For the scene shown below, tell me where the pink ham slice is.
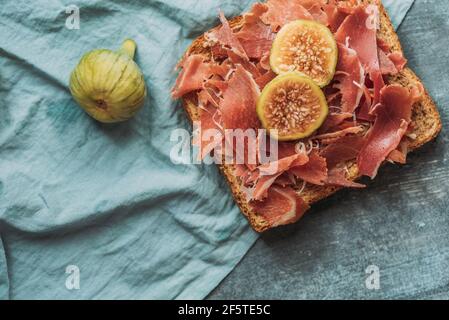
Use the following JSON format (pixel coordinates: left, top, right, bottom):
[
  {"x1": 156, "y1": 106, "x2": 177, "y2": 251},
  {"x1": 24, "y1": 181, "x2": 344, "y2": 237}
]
[
  {"x1": 335, "y1": 43, "x2": 365, "y2": 113},
  {"x1": 293, "y1": 0, "x2": 328, "y2": 25},
  {"x1": 314, "y1": 126, "x2": 364, "y2": 144},
  {"x1": 387, "y1": 141, "x2": 408, "y2": 164},
  {"x1": 206, "y1": 12, "x2": 248, "y2": 59},
  {"x1": 225, "y1": 50, "x2": 262, "y2": 79},
  {"x1": 250, "y1": 186, "x2": 310, "y2": 228},
  {"x1": 237, "y1": 5, "x2": 275, "y2": 59},
  {"x1": 172, "y1": 55, "x2": 213, "y2": 98},
  {"x1": 274, "y1": 173, "x2": 296, "y2": 187},
  {"x1": 378, "y1": 49, "x2": 398, "y2": 75},
  {"x1": 326, "y1": 167, "x2": 365, "y2": 188},
  {"x1": 255, "y1": 70, "x2": 277, "y2": 90},
  {"x1": 194, "y1": 104, "x2": 224, "y2": 160},
  {"x1": 388, "y1": 52, "x2": 407, "y2": 72},
  {"x1": 253, "y1": 152, "x2": 309, "y2": 200},
  {"x1": 220, "y1": 64, "x2": 261, "y2": 130},
  {"x1": 335, "y1": 5, "x2": 387, "y2": 108},
  {"x1": 261, "y1": 0, "x2": 314, "y2": 31},
  {"x1": 358, "y1": 85, "x2": 415, "y2": 178},
  {"x1": 289, "y1": 151, "x2": 328, "y2": 185},
  {"x1": 198, "y1": 86, "x2": 220, "y2": 108},
  {"x1": 324, "y1": 0, "x2": 357, "y2": 32},
  {"x1": 319, "y1": 112, "x2": 354, "y2": 134},
  {"x1": 335, "y1": 6, "x2": 380, "y2": 73},
  {"x1": 321, "y1": 135, "x2": 365, "y2": 169}
]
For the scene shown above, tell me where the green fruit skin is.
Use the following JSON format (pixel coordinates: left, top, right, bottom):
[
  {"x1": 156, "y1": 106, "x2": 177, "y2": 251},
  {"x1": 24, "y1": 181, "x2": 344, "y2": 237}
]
[{"x1": 69, "y1": 44, "x2": 147, "y2": 123}]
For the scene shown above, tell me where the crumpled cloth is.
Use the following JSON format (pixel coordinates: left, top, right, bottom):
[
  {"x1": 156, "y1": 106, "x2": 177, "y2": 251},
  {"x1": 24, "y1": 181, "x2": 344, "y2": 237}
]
[{"x1": 0, "y1": 0, "x2": 413, "y2": 299}]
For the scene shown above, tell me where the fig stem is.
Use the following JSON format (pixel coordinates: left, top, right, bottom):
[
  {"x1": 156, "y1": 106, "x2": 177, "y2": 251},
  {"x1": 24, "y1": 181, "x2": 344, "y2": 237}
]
[{"x1": 118, "y1": 39, "x2": 137, "y2": 59}]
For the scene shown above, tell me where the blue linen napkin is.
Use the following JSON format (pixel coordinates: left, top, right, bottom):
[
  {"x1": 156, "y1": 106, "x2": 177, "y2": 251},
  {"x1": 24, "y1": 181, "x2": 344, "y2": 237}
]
[{"x1": 0, "y1": 0, "x2": 414, "y2": 299}]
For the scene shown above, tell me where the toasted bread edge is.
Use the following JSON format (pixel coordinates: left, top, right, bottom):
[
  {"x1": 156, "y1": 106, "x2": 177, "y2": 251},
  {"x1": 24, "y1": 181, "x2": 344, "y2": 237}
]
[{"x1": 179, "y1": 1, "x2": 442, "y2": 232}]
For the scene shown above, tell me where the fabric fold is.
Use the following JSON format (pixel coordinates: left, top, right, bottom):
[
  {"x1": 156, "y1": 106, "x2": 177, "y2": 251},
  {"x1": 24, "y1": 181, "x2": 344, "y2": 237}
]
[{"x1": 0, "y1": 0, "x2": 414, "y2": 300}]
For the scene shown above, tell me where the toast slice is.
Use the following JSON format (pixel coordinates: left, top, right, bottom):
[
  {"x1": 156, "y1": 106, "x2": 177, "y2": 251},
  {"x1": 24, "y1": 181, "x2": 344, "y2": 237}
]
[{"x1": 180, "y1": 0, "x2": 442, "y2": 232}]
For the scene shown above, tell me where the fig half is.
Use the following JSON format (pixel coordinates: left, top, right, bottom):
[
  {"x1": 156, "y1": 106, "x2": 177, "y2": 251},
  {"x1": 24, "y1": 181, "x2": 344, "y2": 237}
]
[
  {"x1": 257, "y1": 73, "x2": 329, "y2": 141},
  {"x1": 270, "y1": 20, "x2": 338, "y2": 87}
]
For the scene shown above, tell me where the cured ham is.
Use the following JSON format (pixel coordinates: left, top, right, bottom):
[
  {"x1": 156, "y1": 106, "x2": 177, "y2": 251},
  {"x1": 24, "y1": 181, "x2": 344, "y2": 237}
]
[
  {"x1": 220, "y1": 65, "x2": 261, "y2": 130},
  {"x1": 261, "y1": 0, "x2": 314, "y2": 31},
  {"x1": 255, "y1": 70, "x2": 277, "y2": 90},
  {"x1": 324, "y1": 1, "x2": 355, "y2": 32},
  {"x1": 274, "y1": 173, "x2": 296, "y2": 187},
  {"x1": 295, "y1": 0, "x2": 328, "y2": 25},
  {"x1": 198, "y1": 86, "x2": 220, "y2": 108},
  {"x1": 314, "y1": 126, "x2": 364, "y2": 144},
  {"x1": 387, "y1": 141, "x2": 408, "y2": 164},
  {"x1": 358, "y1": 85, "x2": 415, "y2": 178},
  {"x1": 321, "y1": 135, "x2": 365, "y2": 168},
  {"x1": 388, "y1": 52, "x2": 407, "y2": 72},
  {"x1": 326, "y1": 167, "x2": 365, "y2": 188},
  {"x1": 194, "y1": 104, "x2": 224, "y2": 160},
  {"x1": 289, "y1": 151, "x2": 328, "y2": 185},
  {"x1": 225, "y1": 49, "x2": 262, "y2": 79},
  {"x1": 250, "y1": 186, "x2": 310, "y2": 227},
  {"x1": 172, "y1": 1, "x2": 416, "y2": 229},
  {"x1": 356, "y1": 86, "x2": 375, "y2": 122},
  {"x1": 206, "y1": 12, "x2": 248, "y2": 59},
  {"x1": 335, "y1": 6, "x2": 380, "y2": 73},
  {"x1": 237, "y1": 7, "x2": 275, "y2": 59},
  {"x1": 378, "y1": 49, "x2": 398, "y2": 75},
  {"x1": 253, "y1": 152, "x2": 309, "y2": 200},
  {"x1": 319, "y1": 112, "x2": 353, "y2": 133},
  {"x1": 172, "y1": 55, "x2": 213, "y2": 98},
  {"x1": 334, "y1": 43, "x2": 365, "y2": 113},
  {"x1": 378, "y1": 50, "x2": 407, "y2": 75},
  {"x1": 334, "y1": 5, "x2": 387, "y2": 109}
]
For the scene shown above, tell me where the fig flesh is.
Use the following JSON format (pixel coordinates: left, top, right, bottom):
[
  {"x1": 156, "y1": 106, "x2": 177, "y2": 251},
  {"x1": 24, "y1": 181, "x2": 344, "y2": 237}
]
[
  {"x1": 270, "y1": 20, "x2": 338, "y2": 87},
  {"x1": 257, "y1": 73, "x2": 329, "y2": 141}
]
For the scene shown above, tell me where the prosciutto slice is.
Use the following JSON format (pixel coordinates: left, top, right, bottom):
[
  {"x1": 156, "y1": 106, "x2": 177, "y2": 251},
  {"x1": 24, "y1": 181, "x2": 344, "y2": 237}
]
[
  {"x1": 335, "y1": 6, "x2": 380, "y2": 73},
  {"x1": 319, "y1": 112, "x2": 353, "y2": 133},
  {"x1": 358, "y1": 85, "x2": 415, "y2": 178},
  {"x1": 194, "y1": 104, "x2": 224, "y2": 160},
  {"x1": 250, "y1": 186, "x2": 310, "y2": 227},
  {"x1": 378, "y1": 50, "x2": 407, "y2": 76},
  {"x1": 335, "y1": 5, "x2": 387, "y2": 109},
  {"x1": 261, "y1": 0, "x2": 314, "y2": 31},
  {"x1": 253, "y1": 152, "x2": 309, "y2": 200},
  {"x1": 220, "y1": 64, "x2": 261, "y2": 130},
  {"x1": 388, "y1": 52, "x2": 407, "y2": 72},
  {"x1": 326, "y1": 167, "x2": 365, "y2": 188},
  {"x1": 206, "y1": 12, "x2": 248, "y2": 59},
  {"x1": 324, "y1": 1, "x2": 354, "y2": 32},
  {"x1": 314, "y1": 126, "x2": 364, "y2": 144},
  {"x1": 237, "y1": 6, "x2": 275, "y2": 59},
  {"x1": 321, "y1": 135, "x2": 365, "y2": 168},
  {"x1": 335, "y1": 43, "x2": 365, "y2": 113},
  {"x1": 255, "y1": 70, "x2": 277, "y2": 90},
  {"x1": 172, "y1": 55, "x2": 213, "y2": 98},
  {"x1": 378, "y1": 49, "x2": 398, "y2": 75},
  {"x1": 387, "y1": 141, "x2": 408, "y2": 164},
  {"x1": 289, "y1": 151, "x2": 328, "y2": 185}
]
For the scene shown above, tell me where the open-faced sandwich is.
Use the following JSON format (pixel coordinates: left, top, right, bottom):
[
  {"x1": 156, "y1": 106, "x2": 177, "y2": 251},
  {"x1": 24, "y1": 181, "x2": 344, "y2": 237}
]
[{"x1": 172, "y1": 0, "x2": 442, "y2": 232}]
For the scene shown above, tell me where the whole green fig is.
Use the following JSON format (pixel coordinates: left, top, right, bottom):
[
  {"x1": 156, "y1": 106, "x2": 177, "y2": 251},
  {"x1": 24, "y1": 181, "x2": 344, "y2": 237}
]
[{"x1": 70, "y1": 39, "x2": 147, "y2": 123}]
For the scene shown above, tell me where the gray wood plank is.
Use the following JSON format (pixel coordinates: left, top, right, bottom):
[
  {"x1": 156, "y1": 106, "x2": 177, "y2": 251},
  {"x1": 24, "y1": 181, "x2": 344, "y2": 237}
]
[{"x1": 209, "y1": 0, "x2": 449, "y2": 300}]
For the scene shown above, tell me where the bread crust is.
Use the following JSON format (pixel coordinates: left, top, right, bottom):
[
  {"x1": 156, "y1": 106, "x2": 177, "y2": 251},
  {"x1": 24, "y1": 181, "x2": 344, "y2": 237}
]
[{"x1": 179, "y1": 0, "x2": 442, "y2": 232}]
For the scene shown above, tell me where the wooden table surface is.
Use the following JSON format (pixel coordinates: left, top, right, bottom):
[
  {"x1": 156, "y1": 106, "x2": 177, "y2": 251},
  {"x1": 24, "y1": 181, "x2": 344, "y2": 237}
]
[{"x1": 209, "y1": 0, "x2": 449, "y2": 300}]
